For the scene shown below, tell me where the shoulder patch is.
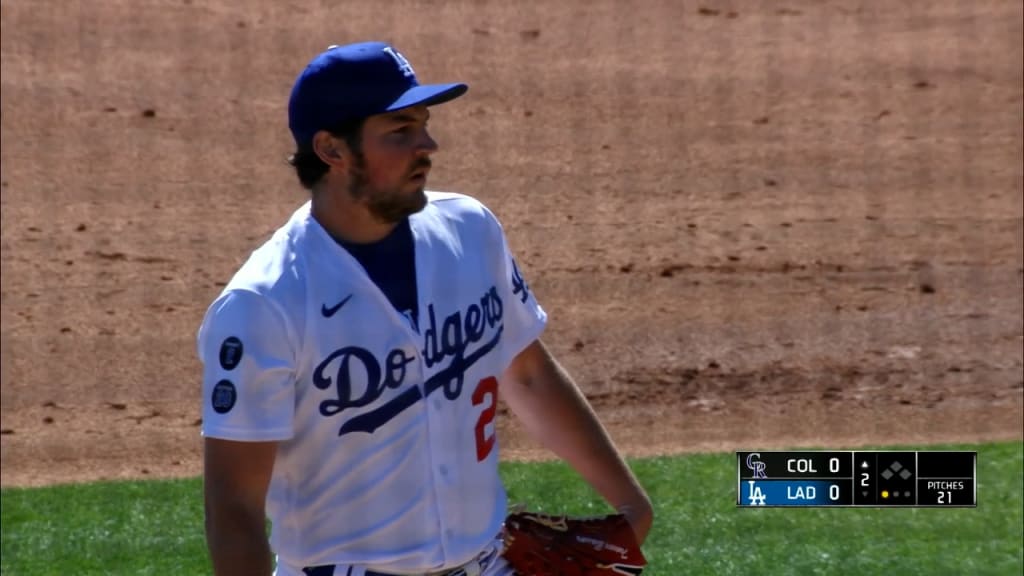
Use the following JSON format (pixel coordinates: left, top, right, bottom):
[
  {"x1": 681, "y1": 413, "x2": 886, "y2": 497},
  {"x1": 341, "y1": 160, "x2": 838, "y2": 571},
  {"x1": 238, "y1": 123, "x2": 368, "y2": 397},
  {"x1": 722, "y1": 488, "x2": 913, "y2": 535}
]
[
  {"x1": 211, "y1": 380, "x2": 237, "y2": 414},
  {"x1": 219, "y1": 337, "x2": 244, "y2": 370}
]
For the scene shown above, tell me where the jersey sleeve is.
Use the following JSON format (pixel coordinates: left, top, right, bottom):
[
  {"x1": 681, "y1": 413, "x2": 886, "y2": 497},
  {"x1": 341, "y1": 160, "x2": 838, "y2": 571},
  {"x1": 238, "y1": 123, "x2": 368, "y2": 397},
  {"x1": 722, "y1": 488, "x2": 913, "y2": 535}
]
[
  {"x1": 484, "y1": 209, "x2": 548, "y2": 367},
  {"x1": 196, "y1": 289, "x2": 298, "y2": 441}
]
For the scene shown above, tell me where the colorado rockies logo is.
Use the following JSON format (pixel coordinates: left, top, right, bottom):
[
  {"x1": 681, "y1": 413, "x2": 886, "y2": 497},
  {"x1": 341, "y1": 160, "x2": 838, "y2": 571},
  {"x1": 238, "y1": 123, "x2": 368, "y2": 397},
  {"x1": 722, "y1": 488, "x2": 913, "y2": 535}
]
[
  {"x1": 313, "y1": 286, "x2": 503, "y2": 436},
  {"x1": 746, "y1": 452, "x2": 768, "y2": 479}
]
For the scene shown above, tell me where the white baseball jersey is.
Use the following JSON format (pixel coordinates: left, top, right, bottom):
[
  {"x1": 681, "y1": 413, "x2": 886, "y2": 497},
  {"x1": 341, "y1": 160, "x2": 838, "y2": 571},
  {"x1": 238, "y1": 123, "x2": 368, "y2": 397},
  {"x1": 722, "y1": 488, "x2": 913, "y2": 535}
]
[{"x1": 197, "y1": 191, "x2": 547, "y2": 573}]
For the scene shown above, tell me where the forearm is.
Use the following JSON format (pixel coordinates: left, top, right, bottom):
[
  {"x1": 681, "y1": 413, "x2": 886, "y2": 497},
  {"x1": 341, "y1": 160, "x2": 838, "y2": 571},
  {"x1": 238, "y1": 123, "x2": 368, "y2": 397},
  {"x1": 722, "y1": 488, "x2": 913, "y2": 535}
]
[
  {"x1": 205, "y1": 508, "x2": 274, "y2": 576},
  {"x1": 502, "y1": 343, "x2": 653, "y2": 535}
]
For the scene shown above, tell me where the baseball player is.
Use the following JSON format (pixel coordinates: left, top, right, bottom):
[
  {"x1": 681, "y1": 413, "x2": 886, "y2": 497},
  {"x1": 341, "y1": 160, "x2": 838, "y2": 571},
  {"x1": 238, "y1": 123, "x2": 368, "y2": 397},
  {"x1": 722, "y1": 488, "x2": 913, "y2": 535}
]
[{"x1": 197, "y1": 41, "x2": 653, "y2": 576}]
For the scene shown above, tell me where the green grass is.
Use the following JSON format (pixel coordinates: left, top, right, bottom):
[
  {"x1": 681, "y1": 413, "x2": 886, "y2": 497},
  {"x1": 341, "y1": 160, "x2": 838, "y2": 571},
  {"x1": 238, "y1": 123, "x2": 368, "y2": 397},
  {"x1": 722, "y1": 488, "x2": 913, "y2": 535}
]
[{"x1": 2, "y1": 441, "x2": 1021, "y2": 575}]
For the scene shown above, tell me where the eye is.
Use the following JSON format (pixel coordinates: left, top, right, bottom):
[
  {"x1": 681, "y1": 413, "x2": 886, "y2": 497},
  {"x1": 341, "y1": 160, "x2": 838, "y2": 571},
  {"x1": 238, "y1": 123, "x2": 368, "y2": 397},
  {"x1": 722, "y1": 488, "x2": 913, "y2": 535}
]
[{"x1": 395, "y1": 121, "x2": 428, "y2": 133}]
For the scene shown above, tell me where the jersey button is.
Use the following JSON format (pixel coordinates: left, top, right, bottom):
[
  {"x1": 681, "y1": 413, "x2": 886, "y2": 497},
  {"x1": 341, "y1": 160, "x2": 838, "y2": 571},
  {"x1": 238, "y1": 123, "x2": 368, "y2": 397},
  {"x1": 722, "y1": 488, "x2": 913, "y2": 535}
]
[{"x1": 439, "y1": 465, "x2": 448, "y2": 476}]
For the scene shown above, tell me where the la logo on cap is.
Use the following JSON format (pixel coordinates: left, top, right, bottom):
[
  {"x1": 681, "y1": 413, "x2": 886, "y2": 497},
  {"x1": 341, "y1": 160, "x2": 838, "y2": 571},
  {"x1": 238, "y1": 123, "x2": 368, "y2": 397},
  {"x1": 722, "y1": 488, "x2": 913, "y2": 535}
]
[{"x1": 382, "y1": 46, "x2": 416, "y2": 78}]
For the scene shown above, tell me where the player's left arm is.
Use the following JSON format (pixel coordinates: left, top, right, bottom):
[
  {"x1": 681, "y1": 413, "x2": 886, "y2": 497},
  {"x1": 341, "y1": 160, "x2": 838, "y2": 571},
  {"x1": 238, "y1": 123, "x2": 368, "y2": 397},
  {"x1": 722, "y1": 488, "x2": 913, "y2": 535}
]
[{"x1": 500, "y1": 338, "x2": 654, "y2": 544}]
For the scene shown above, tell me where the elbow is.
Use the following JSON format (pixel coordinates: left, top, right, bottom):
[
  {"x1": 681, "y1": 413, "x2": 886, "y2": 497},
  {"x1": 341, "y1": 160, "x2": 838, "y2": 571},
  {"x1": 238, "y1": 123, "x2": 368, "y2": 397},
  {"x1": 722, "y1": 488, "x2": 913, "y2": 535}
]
[{"x1": 204, "y1": 487, "x2": 265, "y2": 544}]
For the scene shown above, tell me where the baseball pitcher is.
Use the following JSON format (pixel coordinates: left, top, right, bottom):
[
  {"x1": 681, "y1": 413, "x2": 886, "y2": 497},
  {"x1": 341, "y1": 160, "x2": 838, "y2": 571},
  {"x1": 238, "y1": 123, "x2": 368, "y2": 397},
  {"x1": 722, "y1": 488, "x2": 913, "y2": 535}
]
[{"x1": 197, "y1": 41, "x2": 652, "y2": 576}]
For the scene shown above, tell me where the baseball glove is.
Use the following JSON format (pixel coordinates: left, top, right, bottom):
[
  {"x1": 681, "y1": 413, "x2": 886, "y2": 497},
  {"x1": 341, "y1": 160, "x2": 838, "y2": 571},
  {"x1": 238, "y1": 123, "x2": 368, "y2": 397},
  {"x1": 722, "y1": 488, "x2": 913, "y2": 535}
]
[{"x1": 501, "y1": 510, "x2": 647, "y2": 575}]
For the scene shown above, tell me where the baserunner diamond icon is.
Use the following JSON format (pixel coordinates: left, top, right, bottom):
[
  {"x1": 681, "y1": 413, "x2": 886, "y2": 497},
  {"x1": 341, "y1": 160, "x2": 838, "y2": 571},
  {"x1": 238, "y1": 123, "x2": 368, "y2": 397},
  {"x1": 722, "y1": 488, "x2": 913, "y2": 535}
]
[
  {"x1": 899, "y1": 469, "x2": 912, "y2": 480},
  {"x1": 881, "y1": 469, "x2": 894, "y2": 480},
  {"x1": 891, "y1": 461, "x2": 903, "y2": 472}
]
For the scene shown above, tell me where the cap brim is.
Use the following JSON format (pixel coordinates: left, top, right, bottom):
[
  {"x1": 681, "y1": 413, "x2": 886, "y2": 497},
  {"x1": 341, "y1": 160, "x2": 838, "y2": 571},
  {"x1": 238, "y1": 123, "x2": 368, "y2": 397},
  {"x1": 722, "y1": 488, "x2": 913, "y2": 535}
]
[{"x1": 386, "y1": 83, "x2": 468, "y2": 112}]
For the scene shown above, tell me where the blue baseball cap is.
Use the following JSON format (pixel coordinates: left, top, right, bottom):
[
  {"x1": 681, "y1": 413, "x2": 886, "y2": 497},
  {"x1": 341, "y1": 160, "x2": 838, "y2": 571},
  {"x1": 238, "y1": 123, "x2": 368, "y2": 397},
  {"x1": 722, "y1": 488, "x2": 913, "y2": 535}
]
[{"x1": 288, "y1": 41, "x2": 468, "y2": 148}]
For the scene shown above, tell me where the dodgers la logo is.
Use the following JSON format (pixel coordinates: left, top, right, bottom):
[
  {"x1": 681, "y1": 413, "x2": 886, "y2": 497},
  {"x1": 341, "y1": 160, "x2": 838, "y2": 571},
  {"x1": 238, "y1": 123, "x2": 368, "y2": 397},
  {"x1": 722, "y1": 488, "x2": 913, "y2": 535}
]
[
  {"x1": 382, "y1": 46, "x2": 415, "y2": 78},
  {"x1": 312, "y1": 286, "x2": 503, "y2": 436},
  {"x1": 747, "y1": 481, "x2": 766, "y2": 506},
  {"x1": 511, "y1": 257, "x2": 530, "y2": 304}
]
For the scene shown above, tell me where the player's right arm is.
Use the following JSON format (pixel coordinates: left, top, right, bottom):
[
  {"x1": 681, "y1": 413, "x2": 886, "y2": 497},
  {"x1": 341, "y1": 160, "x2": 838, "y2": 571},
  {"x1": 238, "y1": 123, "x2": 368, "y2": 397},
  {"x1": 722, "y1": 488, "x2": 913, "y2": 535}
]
[
  {"x1": 204, "y1": 438, "x2": 278, "y2": 576},
  {"x1": 196, "y1": 288, "x2": 299, "y2": 575}
]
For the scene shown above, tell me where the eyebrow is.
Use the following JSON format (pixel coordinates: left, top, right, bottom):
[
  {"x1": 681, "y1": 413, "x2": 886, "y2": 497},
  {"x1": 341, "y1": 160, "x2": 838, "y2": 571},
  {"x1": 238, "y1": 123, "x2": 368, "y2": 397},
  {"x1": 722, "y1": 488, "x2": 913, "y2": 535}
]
[{"x1": 383, "y1": 110, "x2": 430, "y2": 124}]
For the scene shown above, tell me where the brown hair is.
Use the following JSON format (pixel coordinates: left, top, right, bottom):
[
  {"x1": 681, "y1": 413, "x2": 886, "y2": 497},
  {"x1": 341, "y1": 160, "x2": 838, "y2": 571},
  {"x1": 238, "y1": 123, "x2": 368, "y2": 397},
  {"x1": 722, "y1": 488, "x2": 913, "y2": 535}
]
[{"x1": 287, "y1": 117, "x2": 367, "y2": 190}]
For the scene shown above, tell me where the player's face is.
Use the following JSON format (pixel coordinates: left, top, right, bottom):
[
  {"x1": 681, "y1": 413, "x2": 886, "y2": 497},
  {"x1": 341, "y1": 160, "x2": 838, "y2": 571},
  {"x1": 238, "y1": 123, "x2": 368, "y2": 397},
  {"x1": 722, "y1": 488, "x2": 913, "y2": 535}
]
[{"x1": 347, "y1": 106, "x2": 438, "y2": 223}]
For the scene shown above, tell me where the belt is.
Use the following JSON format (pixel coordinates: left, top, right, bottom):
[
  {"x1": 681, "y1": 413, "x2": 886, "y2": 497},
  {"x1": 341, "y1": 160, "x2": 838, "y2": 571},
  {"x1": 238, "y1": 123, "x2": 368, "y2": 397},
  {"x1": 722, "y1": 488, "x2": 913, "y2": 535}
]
[{"x1": 302, "y1": 553, "x2": 485, "y2": 576}]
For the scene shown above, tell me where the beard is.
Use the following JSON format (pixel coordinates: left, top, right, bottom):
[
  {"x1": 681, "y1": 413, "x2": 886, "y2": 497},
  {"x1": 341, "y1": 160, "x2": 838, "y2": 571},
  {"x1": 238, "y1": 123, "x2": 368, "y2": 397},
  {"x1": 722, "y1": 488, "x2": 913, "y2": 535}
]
[{"x1": 347, "y1": 153, "x2": 430, "y2": 223}]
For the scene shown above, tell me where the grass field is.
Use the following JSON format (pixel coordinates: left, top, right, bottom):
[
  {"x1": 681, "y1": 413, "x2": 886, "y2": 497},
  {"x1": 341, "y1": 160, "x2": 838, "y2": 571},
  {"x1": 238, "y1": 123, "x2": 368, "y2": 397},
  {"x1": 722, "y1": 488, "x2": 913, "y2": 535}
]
[{"x1": 2, "y1": 441, "x2": 1021, "y2": 575}]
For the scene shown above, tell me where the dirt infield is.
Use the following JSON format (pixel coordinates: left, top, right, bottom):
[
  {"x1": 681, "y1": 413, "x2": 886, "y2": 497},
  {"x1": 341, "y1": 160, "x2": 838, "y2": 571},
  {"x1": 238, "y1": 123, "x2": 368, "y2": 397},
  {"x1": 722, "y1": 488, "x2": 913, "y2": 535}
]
[{"x1": 1, "y1": 0, "x2": 1021, "y2": 488}]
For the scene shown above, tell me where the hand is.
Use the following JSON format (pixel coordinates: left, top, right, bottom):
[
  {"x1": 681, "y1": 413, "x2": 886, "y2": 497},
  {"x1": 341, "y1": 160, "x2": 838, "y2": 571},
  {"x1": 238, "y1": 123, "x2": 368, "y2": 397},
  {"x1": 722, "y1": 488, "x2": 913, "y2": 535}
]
[{"x1": 617, "y1": 499, "x2": 654, "y2": 545}]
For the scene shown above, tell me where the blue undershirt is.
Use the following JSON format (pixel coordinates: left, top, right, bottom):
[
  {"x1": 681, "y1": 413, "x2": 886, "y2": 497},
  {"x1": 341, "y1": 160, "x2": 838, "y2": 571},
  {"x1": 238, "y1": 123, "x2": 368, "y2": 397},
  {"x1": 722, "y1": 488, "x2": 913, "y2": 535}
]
[{"x1": 335, "y1": 218, "x2": 420, "y2": 331}]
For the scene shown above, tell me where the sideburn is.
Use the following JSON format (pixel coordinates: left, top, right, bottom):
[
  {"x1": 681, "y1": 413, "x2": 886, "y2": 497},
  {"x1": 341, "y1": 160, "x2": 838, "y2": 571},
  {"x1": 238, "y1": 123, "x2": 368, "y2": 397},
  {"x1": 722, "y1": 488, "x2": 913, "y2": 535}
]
[{"x1": 345, "y1": 150, "x2": 371, "y2": 201}]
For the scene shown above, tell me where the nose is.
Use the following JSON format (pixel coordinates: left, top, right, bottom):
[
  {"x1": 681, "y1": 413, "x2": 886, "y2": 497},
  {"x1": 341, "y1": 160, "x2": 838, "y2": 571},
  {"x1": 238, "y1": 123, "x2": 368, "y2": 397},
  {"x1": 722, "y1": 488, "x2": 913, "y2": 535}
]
[{"x1": 418, "y1": 127, "x2": 439, "y2": 154}]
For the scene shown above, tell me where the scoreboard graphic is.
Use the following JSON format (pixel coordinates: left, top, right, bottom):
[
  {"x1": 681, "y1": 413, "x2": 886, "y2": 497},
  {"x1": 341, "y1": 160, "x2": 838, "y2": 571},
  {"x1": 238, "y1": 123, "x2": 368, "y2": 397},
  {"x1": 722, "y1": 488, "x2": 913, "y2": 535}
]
[{"x1": 737, "y1": 451, "x2": 976, "y2": 508}]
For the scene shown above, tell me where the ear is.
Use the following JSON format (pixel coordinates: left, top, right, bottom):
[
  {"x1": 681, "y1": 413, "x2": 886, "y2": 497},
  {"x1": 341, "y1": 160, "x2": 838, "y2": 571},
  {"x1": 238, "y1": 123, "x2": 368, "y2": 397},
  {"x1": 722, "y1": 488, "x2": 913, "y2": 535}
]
[{"x1": 311, "y1": 130, "x2": 347, "y2": 168}]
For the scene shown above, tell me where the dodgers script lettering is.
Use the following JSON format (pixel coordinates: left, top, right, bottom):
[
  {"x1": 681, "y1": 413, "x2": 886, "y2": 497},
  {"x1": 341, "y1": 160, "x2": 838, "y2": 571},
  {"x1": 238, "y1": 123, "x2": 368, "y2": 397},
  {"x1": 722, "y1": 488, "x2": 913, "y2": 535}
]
[{"x1": 313, "y1": 286, "x2": 504, "y2": 436}]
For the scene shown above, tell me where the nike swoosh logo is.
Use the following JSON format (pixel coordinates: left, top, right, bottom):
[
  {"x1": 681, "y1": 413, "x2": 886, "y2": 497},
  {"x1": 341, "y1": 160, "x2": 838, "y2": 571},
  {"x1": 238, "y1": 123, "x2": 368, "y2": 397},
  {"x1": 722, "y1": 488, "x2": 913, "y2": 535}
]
[{"x1": 321, "y1": 294, "x2": 353, "y2": 318}]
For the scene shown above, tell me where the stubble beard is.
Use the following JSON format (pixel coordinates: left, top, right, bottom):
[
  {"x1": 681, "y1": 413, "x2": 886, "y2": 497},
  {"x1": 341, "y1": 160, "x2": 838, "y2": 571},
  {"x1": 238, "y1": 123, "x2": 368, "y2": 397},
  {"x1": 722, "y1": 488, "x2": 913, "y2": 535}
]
[{"x1": 347, "y1": 153, "x2": 429, "y2": 224}]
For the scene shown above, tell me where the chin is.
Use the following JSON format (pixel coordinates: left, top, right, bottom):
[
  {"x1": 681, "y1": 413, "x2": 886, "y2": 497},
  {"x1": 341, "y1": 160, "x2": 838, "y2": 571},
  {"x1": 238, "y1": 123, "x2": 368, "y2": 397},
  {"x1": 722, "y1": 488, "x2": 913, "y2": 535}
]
[
  {"x1": 374, "y1": 192, "x2": 428, "y2": 223},
  {"x1": 411, "y1": 187, "x2": 429, "y2": 209}
]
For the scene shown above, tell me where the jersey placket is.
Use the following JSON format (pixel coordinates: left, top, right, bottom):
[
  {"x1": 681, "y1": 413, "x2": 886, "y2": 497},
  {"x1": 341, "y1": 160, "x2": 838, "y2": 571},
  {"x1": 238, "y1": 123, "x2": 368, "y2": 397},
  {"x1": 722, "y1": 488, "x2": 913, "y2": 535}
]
[{"x1": 408, "y1": 217, "x2": 461, "y2": 566}]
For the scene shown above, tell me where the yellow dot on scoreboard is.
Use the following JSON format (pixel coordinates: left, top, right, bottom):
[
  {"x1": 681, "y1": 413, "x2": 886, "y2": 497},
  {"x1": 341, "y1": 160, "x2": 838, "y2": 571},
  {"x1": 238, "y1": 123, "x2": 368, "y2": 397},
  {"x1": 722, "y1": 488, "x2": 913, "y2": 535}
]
[{"x1": 882, "y1": 490, "x2": 889, "y2": 498}]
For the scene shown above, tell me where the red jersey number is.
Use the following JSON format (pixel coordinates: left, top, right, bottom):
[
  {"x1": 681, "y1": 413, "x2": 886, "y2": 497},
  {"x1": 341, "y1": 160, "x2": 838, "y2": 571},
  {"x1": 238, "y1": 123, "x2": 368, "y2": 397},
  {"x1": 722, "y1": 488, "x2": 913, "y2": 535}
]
[{"x1": 472, "y1": 376, "x2": 499, "y2": 461}]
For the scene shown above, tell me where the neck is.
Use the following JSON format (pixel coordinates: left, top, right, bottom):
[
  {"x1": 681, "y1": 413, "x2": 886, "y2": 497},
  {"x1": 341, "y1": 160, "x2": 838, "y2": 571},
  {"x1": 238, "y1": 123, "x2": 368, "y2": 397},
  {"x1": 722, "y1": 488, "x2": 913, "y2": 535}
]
[{"x1": 310, "y1": 185, "x2": 398, "y2": 245}]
